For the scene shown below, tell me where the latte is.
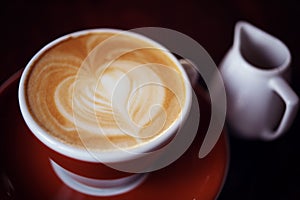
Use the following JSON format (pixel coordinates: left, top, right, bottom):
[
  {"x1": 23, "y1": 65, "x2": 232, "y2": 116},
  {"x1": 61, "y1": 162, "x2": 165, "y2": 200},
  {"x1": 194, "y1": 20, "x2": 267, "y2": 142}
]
[{"x1": 24, "y1": 31, "x2": 186, "y2": 151}]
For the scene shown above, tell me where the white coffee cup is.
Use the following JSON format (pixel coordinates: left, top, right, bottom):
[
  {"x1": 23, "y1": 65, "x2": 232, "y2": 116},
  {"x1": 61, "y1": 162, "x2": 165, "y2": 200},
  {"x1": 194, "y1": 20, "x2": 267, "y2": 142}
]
[
  {"x1": 220, "y1": 21, "x2": 299, "y2": 140},
  {"x1": 18, "y1": 29, "x2": 193, "y2": 196}
]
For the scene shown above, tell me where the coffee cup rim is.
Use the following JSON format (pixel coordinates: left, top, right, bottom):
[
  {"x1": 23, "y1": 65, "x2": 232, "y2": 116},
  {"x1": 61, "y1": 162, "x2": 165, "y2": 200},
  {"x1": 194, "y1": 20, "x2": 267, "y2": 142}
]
[{"x1": 18, "y1": 28, "x2": 192, "y2": 163}]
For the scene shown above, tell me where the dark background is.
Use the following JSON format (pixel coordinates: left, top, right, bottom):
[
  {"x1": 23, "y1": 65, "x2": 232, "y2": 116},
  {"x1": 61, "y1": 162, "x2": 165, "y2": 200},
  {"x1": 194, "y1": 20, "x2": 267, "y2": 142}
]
[{"x1": 1, "y1": 0, "x2": 300, "y2": 199}]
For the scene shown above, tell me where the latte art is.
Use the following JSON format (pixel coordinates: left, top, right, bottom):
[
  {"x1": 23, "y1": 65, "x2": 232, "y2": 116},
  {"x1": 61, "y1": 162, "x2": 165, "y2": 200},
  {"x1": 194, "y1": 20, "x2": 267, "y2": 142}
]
[{"x1": 25, "y1": 32, "x2": 186, "y2": 150}]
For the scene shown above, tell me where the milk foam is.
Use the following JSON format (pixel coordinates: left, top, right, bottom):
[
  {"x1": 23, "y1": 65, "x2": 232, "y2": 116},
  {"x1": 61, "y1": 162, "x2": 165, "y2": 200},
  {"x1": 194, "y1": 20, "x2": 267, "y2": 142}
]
[{"x1": 25, "y1": 33, "x2": 185, "y2": 150}]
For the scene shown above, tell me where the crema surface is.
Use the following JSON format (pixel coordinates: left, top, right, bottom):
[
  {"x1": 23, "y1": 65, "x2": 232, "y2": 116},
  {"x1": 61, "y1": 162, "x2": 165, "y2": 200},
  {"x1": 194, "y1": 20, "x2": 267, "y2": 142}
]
[{"x1": 25, "y1": 32, "x2": 186, "y2": 151}]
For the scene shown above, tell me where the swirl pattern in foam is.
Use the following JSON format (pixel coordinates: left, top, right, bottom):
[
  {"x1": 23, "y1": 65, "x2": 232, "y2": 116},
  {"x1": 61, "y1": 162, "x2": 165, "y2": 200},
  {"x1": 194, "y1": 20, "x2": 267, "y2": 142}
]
[{"x1": 25, "y1": 32, "x2": 186, "y2": 151}]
